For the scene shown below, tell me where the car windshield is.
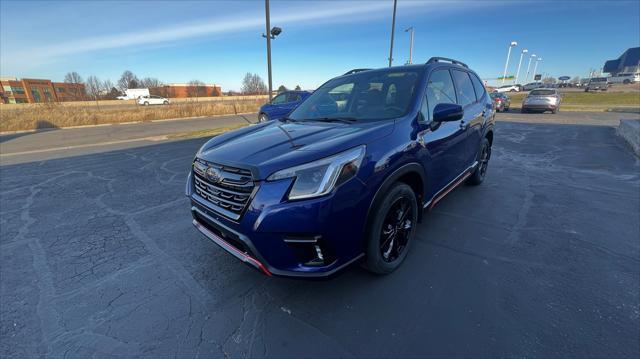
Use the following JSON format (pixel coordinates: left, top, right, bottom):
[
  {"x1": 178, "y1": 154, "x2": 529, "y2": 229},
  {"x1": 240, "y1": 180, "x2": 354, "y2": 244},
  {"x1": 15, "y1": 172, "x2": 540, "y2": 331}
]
[
  {"x1": 288, "y1": 69, "x2": 422, "y2": 122},
  {"x1": 530, "y1": 89, "x2": 556, "y2": 96},
  {"x1": 489, "y1": 93, "x2": 504, "y2": 98}
]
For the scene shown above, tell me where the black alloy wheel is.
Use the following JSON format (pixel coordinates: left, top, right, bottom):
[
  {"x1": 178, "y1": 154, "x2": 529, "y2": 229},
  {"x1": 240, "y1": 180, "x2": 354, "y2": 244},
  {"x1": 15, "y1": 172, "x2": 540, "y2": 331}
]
[
  {"x1": 467, "y1": 137, "x2": 491, "y2": 186},
  {"x1": 364, "y1": 183, "x2": 418, "y2": 274},
  {"x1": 380, "y1": 196, "x2": 414, "y2": 263}
]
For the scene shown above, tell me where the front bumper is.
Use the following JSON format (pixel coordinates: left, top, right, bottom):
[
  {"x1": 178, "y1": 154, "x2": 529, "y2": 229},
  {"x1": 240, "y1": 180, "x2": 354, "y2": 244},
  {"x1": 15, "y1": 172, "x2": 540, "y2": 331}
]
[{"x1": 186, "y1": 172, "x2": 368, "y2": 277}]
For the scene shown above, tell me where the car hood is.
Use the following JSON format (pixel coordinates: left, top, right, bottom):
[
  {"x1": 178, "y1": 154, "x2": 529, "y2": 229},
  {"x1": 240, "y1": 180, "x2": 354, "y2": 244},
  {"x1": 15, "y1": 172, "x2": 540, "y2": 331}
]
[{"x1": 197, "y1": 120, "x2": 395, "y2": 179}]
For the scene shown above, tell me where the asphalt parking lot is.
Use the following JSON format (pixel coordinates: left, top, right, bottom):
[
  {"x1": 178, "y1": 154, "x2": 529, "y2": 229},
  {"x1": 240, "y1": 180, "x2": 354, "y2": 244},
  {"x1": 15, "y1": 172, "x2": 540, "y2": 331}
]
[{"x1": 1, "y1": 119, "x2": 639, "y2": 358}]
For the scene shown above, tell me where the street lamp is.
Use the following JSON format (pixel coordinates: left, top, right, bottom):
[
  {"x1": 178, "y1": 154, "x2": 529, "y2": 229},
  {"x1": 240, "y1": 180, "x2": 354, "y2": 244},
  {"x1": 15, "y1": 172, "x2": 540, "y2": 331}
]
[
  {"x1": 404, "y1": 27, "x2": 414, "y2": 65},
  {"x1": 501, "y1": 41, "x2": 518, "y2": 85},
  {"x1": 514, "y1": 49, "x2": 528, "y2": 85},
  {"x1": 262, "y1": 0, "x2": 282, "y2": 100},
  {"x1": 533, "y1": 57, "x2": 543, "y2": 82},
  {"x1": 388, "y1": 0, "x2": 398, "y2": 67},
  {"x1": 524, "y1": 53, "x2": 537, "y2": 83}
]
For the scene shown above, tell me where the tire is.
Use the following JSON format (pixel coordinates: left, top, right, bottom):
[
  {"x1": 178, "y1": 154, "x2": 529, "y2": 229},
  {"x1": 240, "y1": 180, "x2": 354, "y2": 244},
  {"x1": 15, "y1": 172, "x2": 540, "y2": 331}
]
[
  {"x1": 363, "y1": 183, "x2": 418, "y2": 274},
  {"x1": 623, "y1": 79, "x2": 630, "y2": 84},
  {"x1": 144, "y1": 102, "x2": 149, "y2": 106},
  {"x1": 521, "y1": 108, "x2": 527, "y2": 113},
  {"x1": 466, "y1": 137, "x2": 491, "y2": 186},
  {"x1": 163, "y1": 101, "x2": 169, "y2": 105},
  {"x1": 510, "y1": 89, "x2": 516, "y2": 92},
  {"x1": 258, "y1": 113, "x2": 269, "y2": 123}
]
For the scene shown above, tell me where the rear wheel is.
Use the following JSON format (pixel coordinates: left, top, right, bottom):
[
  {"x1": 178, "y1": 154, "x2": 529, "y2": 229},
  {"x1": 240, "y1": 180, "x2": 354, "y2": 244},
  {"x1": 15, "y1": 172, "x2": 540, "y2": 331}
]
[
  {"x1": 623, "y1": 79, "x2": 631, "y2": 84},
  {"x1": 467, "y1": 137, "x2": 491, "y2": 186},
  {"x1": 364, "y1": 183, "x2": 418, "y2": 274}
]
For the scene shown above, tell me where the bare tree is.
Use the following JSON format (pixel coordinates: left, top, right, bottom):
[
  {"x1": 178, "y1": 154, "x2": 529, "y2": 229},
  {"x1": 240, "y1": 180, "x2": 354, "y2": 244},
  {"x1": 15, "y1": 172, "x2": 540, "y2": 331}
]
[
  {"x1": 101, "y1": 79, "x2": 114, "y2": 97},
  {"x1": 277, "y1": 85, "x2": 288, "y2": 93},
  {"x1": 64, "y1": 72, "x2": 83, "y2": 84},
  {"x1": 63, "y1": 72, "x2": 84, "y2": 101},
  {"x1": 542, "y1": 76, "x2": 557, "y2": 84},
  {"x1": 294, "y1": 85, "x2": 301, "y2": 91},
  {"x1": 86, "y1": 75, "x2": 102, "y2": 107},
  {"x1": 187, "y1": 80, "x2": 207, "y2": 100},
  {"x1": 140, "y1": 77, "x2": 163, "y2": 88},
  {"x1": 570, "y1": 76, "x2": 580, "y2": 84},
  {"x1": 117, "y1": 70, "x2": 140, "y2": 91},
  {"x1": 241, "y1": 73, "x2": 267, "y2": 95}
]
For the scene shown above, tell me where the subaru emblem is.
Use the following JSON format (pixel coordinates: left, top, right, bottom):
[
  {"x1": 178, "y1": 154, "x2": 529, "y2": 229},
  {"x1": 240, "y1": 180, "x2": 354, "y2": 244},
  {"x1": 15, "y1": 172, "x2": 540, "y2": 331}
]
[{"x1": 205, "y1": 167, "x2": 222, "y2": 183}]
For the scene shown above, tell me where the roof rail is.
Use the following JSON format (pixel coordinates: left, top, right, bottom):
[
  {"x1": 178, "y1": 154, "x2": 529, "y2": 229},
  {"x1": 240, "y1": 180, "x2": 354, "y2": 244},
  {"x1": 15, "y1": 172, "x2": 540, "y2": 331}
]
[
  {"x1": 343, "y1": 68, "x2": 371, "y2": 75},
  {"x1": 426, "y1": 57, "x2": 468, "y2": 68}
]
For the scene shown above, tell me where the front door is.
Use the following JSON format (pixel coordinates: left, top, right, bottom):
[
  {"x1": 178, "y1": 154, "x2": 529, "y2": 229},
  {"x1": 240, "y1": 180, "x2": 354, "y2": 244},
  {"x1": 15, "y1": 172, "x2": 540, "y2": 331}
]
[{"x1": 417, "y1": 68, "x2": 469, "y2": 199}]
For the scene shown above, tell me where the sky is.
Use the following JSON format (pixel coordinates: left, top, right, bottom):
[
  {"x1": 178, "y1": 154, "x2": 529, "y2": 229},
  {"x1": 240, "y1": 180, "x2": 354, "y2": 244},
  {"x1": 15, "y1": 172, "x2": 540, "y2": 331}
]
[{"x1": 1, "y1": 0, "x2": 639, "y2": 90}]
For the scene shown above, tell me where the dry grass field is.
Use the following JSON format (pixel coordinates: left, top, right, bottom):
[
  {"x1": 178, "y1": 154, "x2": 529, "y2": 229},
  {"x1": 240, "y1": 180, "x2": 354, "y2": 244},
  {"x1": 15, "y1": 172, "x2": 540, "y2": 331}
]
[{"x1": 0, "y1": 99, "x2": 264, "y2": 132}]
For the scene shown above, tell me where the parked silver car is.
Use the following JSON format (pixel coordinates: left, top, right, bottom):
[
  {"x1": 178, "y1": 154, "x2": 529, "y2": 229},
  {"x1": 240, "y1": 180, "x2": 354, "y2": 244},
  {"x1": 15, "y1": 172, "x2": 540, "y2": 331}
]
[{"x1": 521, "y1": 88, "x2": 562, "y2": 114}]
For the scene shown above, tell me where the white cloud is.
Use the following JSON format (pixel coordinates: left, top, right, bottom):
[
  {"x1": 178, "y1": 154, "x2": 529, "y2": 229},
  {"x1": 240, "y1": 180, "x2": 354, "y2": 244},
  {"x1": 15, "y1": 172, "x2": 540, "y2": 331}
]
[{"x1": 5, "y1": 1, "x2": 446, "y2": 65}]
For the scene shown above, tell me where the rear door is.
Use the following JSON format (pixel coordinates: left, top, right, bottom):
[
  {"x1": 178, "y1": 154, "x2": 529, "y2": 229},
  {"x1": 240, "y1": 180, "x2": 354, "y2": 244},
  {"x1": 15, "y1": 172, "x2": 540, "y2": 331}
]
[
  {"x1": 451, "y1": 69, "x2": 484, "y2": 168},
  {"x1": 417, "y1": 68, "x2": 469, "y2": 197}
]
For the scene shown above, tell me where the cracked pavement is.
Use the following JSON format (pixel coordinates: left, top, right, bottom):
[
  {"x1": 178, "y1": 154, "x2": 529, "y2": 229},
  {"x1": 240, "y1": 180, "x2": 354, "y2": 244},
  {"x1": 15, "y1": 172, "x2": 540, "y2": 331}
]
[{"x1": 1, "y1": 120, "x2": 639, "y2": 358}]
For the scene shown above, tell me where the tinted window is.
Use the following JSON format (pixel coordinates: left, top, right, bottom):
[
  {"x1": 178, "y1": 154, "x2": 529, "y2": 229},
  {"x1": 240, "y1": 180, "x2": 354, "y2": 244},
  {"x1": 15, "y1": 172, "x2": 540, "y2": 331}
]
[
  {"x1": 287, "y1": 93, "x2": 301, "y2": 102},
  {"x1": 530, "y1": 89, "x2": 556, "y2": 96},
  {"x1": 470, "y1": 73, "x2": 486, "y2": 100},
  {"x1": 423, "y1": 69, "x2": 457, "y2": 122},
  {"x1": 451, "y1": 70, "x2": 476, "y2": 107},
  {"x1": 271, "y1": 93, "x2": 287, "y2": 104}
]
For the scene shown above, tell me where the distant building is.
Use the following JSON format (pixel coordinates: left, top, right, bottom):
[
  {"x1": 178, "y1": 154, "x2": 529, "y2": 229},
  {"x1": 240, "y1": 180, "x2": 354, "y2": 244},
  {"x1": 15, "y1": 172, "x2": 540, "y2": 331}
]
[
  {"x1": 150, "y1": 83, "x2": 222, "y2": 98},
  {"x1": 0, "y1": 77, "x2": 86, "y2": 104},
  {"x1": 603, "y1": 47, "x2": 640, "y2": 76}
]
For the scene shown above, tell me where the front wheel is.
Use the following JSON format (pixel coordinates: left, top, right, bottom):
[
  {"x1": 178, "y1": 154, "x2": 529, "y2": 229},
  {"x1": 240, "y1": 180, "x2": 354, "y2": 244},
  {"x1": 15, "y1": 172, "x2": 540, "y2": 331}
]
[
  {"x1": 163, "y1": 101, "x2": 169, "y2": 105},
  {"x1": 467, "y1": 137, "x2": 491, "y2": 186},
  {"x1": 144, "y1": 102, "x2": 149, "y2": 106},
  {"x1": 364, "y1": 183, "x2": 418, "y2": 274},
  {"x1": 258, "y1": 113, "x2": 269, "y2": 123}
]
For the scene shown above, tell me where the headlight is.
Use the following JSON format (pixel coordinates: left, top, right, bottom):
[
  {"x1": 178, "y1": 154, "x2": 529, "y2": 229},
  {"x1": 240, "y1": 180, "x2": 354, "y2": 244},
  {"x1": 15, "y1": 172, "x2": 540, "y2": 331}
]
[{"x1": 267, "y1": 145, "x2": 366, "y2": 200}]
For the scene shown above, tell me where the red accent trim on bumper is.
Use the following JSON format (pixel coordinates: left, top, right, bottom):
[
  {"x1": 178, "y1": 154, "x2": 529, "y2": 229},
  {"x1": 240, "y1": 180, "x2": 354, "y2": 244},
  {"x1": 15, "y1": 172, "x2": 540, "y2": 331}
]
[{"x1": 193, "y1": 219, "x2": 272, "y2": 276}]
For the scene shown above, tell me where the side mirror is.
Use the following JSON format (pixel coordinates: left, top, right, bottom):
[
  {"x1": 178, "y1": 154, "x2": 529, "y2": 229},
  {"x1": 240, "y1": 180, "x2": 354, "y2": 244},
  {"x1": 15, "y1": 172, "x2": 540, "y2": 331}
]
[{"x1": 433, "y1": 103, "x2": 463, "y2": 123}]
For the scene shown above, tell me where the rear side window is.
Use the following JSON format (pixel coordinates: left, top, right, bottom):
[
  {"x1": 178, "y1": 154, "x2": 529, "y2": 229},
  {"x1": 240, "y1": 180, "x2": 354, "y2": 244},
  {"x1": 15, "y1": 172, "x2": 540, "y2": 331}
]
[
  {"x1": 287, "y1": 93, "x2": 301, "y2": 102},
  {"x1": 470, "y1": 74, "x2": 486, "y2": 100},
  {"x1": 451, "y1": 70, "x2": 476, "y2": 107},
  {"x1": 422, "y1": 69, "x2": 457, "y2": 122}
]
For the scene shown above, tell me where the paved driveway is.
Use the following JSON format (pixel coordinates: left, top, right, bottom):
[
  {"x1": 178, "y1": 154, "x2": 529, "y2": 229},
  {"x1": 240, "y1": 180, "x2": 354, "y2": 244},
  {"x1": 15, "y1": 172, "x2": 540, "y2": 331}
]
[{"x1": 1, "y1": 121, "x2": 638, "y2": 358}]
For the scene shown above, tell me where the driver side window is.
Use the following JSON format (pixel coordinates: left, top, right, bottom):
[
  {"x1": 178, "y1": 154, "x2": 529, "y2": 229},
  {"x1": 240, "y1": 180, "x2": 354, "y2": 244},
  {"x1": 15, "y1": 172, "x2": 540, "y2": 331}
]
[{"x1": 421, "y1": 69, "x2": 456, "y2": 122}]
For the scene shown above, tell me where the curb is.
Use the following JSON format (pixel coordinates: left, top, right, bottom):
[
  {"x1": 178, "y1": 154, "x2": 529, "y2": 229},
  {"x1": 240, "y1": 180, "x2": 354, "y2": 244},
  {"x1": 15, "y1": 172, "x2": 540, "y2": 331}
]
[
  {"x1": 0, "y1": 112, "x2": 256, "y2": 135},
  {"x1": 617, "y1": 119, "x2": 640, "y2": 157}
]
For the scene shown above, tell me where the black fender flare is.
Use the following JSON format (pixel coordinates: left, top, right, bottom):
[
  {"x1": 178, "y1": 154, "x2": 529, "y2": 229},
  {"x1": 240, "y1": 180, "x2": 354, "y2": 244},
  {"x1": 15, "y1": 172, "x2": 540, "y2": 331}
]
[{"x1": 362, "y1": 162, "x2": 427, "y2": 251}]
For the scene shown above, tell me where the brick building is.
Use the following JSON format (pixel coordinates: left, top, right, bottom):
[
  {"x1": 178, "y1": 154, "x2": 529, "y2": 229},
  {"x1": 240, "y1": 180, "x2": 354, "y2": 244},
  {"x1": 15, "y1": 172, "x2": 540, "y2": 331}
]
[
  {"x1": 150, "y1": 83, "x2": 222, "y2": 98},
  {"x1": 0, "y1": 77, "x2": 87, "y2": 104}
]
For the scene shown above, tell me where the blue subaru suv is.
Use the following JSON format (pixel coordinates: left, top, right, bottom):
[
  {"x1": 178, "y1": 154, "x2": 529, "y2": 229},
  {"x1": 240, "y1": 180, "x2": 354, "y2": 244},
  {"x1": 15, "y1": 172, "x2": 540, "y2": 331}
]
[
  {"x1": 187, "y1": 57, "x2": 494, "y2": 277},
  {"x1": 258, "y1": 90, "x2": 312, "y2": 122}
]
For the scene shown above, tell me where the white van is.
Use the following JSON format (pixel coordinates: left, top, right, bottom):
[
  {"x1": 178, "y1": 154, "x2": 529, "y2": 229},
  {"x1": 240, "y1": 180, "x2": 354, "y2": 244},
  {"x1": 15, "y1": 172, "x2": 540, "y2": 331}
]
[{"x1": 608, "y1": 73, "x2": 640, "y2": 84}]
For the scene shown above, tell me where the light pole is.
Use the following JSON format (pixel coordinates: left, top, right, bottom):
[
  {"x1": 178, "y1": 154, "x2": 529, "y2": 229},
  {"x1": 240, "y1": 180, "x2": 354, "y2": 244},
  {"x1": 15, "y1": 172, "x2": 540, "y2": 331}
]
[
  {"x1": 501, "y1": 41, "x2": 518, "y2": 85},
  {"x1": 262, "y1": 0, "x2": 282, "y2": 101},
  {"x1": 388, "y1": 0, "x2": 397, "y2": 67},
  {"x1": 404, "y1": 27, "x2": 414, "y2": 64},
  {"x1": 533, "y1": 57, "x2": 543, "y2": 82},
  {"x1": 514, "y1": 49, "x2": 528, "y2": 85},
  {"x1": 524, "y1": 53, "x2": 537, "y2": 83}
]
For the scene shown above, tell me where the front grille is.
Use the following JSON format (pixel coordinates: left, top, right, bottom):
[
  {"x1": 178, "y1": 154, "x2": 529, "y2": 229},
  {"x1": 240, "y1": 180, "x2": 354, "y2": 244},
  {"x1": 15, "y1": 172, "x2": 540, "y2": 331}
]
[{"x1": 192, "y1": 159, "x2": 255, "y2": 220}]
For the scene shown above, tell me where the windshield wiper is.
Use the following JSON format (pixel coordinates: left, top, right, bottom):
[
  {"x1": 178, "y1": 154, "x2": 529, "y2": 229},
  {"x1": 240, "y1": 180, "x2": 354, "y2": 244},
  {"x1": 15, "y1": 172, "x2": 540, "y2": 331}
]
[
  {"x1": 278, "y1": 116, "x2": 297, "y2": 123},
  {"x1": 307, "y1": 117, "x2": 358, "y2": 124}
]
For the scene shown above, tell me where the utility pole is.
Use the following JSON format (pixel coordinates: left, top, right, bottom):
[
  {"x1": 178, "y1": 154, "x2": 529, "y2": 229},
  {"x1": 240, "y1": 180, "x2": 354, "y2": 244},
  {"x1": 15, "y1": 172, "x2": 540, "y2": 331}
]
[
  {"x1": 405, "y1": 27, "x2": 414, "y2": 64},
  {"x1": 388, "y1": 0, "x2": 397, "y2": 67},
  {"x1": 264, "y1": 0, "x2": 273, "y2": 100}
]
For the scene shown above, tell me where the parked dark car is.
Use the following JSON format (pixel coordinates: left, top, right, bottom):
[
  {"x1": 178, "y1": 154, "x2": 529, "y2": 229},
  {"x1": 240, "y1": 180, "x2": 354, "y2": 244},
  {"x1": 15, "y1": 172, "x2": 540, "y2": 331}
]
[
  {"x1": 489, "y1": 92, "x2": 511, "y2": 112},
  {"x1": 187, "y1": 57, "x2": 495, "y2": 277},
  {"x1": 258, "y1": 90, "x2": 312, "y2": 122}
]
